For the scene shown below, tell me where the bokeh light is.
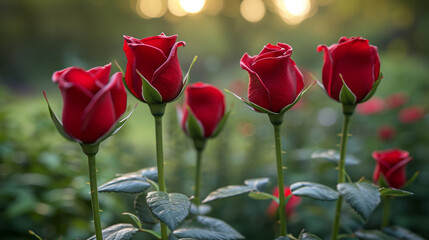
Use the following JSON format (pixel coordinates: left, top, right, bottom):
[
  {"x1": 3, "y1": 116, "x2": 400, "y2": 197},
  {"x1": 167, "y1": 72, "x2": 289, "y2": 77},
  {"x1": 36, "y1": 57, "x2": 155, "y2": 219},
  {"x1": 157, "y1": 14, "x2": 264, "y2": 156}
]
[
  {"x1": 136, "y1": 0, "x2": 167, "y2": 19},
  {"x1": 180, "y1": 0, "x2": 206, "y2": 14},
  {"x1": 275, "y1": 0, "x2": 312, "y2": 25},
  {"x1": 240, "y1": 0, "x2": 266, "y2": 23},
  {"x1": 205, "y1": 0, "x2": 223, "y2": 15},
  {"x1": 168, "y1": 0, "x2": 188, "y2": 16}
]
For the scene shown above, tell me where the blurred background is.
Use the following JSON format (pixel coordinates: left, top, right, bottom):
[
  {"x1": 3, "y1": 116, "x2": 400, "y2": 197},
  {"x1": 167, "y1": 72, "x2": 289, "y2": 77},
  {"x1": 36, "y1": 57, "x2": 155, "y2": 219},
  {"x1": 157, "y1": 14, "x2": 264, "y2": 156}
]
[{"x1": 1, "y1": 0, "x2": 429, "y2": 239}]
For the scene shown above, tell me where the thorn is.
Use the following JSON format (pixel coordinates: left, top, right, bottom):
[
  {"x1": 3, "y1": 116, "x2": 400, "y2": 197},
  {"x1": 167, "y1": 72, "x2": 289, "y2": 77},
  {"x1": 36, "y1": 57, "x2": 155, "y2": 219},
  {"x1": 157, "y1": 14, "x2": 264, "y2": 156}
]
[
  {"x1": 282, "y1": 166, "x2": 287, "y2": 170},
  {"x1": 86, "y1": 182, "x2": 90, "y2": 185}
]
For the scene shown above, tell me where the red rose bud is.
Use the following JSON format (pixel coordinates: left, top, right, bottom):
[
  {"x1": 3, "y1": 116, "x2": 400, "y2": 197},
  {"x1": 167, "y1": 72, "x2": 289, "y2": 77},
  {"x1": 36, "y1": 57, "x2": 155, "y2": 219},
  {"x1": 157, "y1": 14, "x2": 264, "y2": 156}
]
[
  {"x1": 123, "y1": 33, "x2": 188, "y2": 103},
  {"x1": 386, "y1": 92, "x2": 408, "y2": 109},
  {"x1": 373, "y1": 149, "x2": 412, "y2": 189},
  {"x1": 267, "y1": 186, "x2": 301, "y2": 218},
  {"x1": 51, "y1": 63, "x2": 127, "y2": 143},
  {"x1": 398, "y1": 106, "x2": 425, "y2": 123},
  {"x1": 377, "y1": 125, "x2": 395, "y2": 141},
  {"x1": 237, "y1": 43, "x2": 306, "y2": 114},
  {"x1": 317, "y1": 37, "x2": 381, "y2": 106},
  {"x1": 179, "y1": 83, "x2": 227, "y2": 140},
  {"x1": 356, "y1": 97, "x2": 385, "y2": 115}
]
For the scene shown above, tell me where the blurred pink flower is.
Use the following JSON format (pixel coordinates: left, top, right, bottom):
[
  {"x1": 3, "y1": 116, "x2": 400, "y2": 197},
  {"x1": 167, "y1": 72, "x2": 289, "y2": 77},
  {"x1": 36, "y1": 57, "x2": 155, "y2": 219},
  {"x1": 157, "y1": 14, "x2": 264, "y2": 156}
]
[
  {"x1": 398, "y1": 106, "x2": 425, "y2": 123},
  {"x1": 356, "y1": 97, "x2": 385, "y2": 115},
  {"x1": 377, "y1": 125, "x2": 396, "y2": 141},
  {"x1": 386, "y1": 92, "x2": 408, "y2": 109}
]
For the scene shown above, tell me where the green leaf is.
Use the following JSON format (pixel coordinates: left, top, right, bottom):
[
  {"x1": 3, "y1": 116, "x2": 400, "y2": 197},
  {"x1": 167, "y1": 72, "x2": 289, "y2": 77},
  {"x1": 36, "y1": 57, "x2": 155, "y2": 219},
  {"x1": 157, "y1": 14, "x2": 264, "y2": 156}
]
[
  {"x1": 339, "y1": 74, "x2": 357, "y2": 105},
  {"x1": 137, "y1": 70, "x2": 163, "y2": 104},
  {"x1": 338, "y1": 182, "x2": 380, "y2": 221},
  {"x1": 210, "y1": 108, "x2": 231, "y2": 138},
  {"x1": 311, "y1": 149, "x2": 359, "y2": 166},
  {"x1": 186, "y1": 107, "x2": 205, "y2": 139},
  {"x1": 274, "y1": 237, "x2": 293, "y2": 240},
  {"x1": 202, "y1": 185, "x2": 253, "y2": 204},
  {"x1": 300, "y1": 232, "x2": 322, "y2": 240},
  {"x1": 87, "y1": 224, "x2": 138, "y2": 240},
  {"x1": 98, "y1": 175, "x2": 151, "y2": 194},
  {"x1": 173, "y1": 216, "x2": 244, "y2": 240},
  {"x1": 122, "y1": 212, "x2": 142, "y2": 230},
  {"x1": 43, "y1": 91, "x2": 79, "y2": 143},
  {"x1": 244, "y1": 178, "x2": 270, "y2": 191},
  {"x1": 146, "y1": 191, "x2": 191, "y2": 230},
  {"x1": 379, "y1": 187, "x2": 413, "y2": 197},
  {"x1": 140, "y1": 167, "x2": 158, "y2": 182},
  {"x1": 354, "y1": 229, "x2": 396, "y2": 240},
  {"x1": 140, "y1": 228, "x2": 162, "y2": 239},
  {"x1": 134, "y1": 193, "x2": 159, "y2": 224},
  {"x1": 171, "y1": 56, "x2": 198, "y2": 102},
  {"x1": 291, "y1": 182, "x2": 339, "y2": 201},
  {"x1": 383, "y1": 225, "x2": 426, "y2": 240},
  {"x1": 190, "y1": 204, "x2": 212, "y2": 215},
  {"x1": 248, "y1": 192, "x2": 279, "y2": 203},
  {"x1": 361, "y1": 73, "x2": 383, "y2": 103}
]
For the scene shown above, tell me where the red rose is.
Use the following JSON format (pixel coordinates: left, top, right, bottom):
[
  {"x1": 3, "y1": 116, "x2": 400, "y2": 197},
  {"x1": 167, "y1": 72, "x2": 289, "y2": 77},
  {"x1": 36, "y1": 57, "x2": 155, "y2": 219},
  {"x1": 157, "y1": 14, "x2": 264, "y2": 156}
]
[
  {"x1": 123, "y1": 33, "x2": 185, "y2": 103},
  {"x1": 373, "y1": 149, "x2": 412, "y2": 189},
  {"x1": 180, "y1": 83, "x2": 226, "y2": 139},
  {"x1": 52, "y1": 63, "x2": 127, "y2": 143},
  {"x1": 377, "y1": 125, "x2": 395, "y2": 141},
  {"x1": 356, "y1": 97, "x2": 385, "y2": 115},
  {"x1": 398, "y1": 106, "x2": 425, "y2": 123},
  {"x1": 267, "y1": 186, "x2": 301, "y2": 218},
  {"x1": 240, "y1": 43, "x2": 304, "y2": 113},
  {"x1": 317, "y1": 37, "x2": 381, "y2": 105}
]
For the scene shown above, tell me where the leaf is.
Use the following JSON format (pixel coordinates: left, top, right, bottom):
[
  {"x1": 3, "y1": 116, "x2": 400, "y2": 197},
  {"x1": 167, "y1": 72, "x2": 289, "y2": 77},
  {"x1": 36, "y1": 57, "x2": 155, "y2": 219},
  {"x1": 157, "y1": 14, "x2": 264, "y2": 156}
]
[
  {"x1": 383, "y1": 225, "x2": 426, "y2": 240},
  {"x1": 87, "y1": 224, "x2": 137, "y2": 240},
  {"x1": 190, "y1": 204, "x2": 212, "y2": 215},
  {"x1": 140, "y1": 167, "x2": 158, "y2": 182},
  {"x1": 248, "y1": 192, "x2": 279, "y2": 203},
  {"x1": 311, "y1": 150, "x2": 359, "y2": 166},
  {"x1": 173, "y1": 216, "x2": 244, "y2": 240},
  {"x1": 274, "y1": 237, "x2": 293, "y2": 240},
  {"x1": 354, "y1": 229, "x2": 396, "y2": 240},
  {"x1": 171, "y1": 56, "x2": 198, "y2": 102},
  {"x1": 98, "y1": 175, "x2": 151, "y2": 194},
  {"x1": 244, "y1": 178, "x2": 270, "y2": 191},
  {"x1": 211, "y1": 108, "x2": 231, "y2": 138},
  {"x1": 338, "y1": 182, "x2": 380, "y2": 221},
  {"x1": 137, "y1": 70, "x2": 163, "y2": 104},
  {"x1": 361, "y1": 73, "x2": 383, "y2": 103},
  {"x1": 134, "y1": 193, "x2": 159, "y2": 224},
  {"x1": 291, "y1": 182, "x2": 339, "y2": 201},
  {"x1": 379, "y1": 187, "x2": 413, "y2": 197},
  {"x1": 202, "y1": 185, "x2": 253, "y2": 204},
  {"x1": 300, "y1": 232, "x2": 322, "y2": 240},
  {"x1": 122, "y1": 212, "x2": 142, "y2": 229},
  {"x1": 43, "y1": 91, "x2": 79, "y2": 143},
  {"x1": 339, "y1": 74, "x2": 357, "y2": 104},
  {"x1": 146, "y1": 191, "x2": 191, "y2": 230}
]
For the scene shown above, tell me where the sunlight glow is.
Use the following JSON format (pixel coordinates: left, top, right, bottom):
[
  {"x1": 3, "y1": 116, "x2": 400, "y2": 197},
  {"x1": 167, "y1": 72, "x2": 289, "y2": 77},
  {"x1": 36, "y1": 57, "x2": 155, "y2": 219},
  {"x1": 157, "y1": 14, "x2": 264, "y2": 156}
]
[
  {"x1": 168, "y1": 0, "x2": 188, "y2": 16},
  {"x1": 276, "y1": 0, "x2": 312, "y2": 25},
  {"x1": 240, "y1": 0, "x2": 266, "y2": 23},
  {"x1": 136, "y1": 0, "x2": 167, "y2": 18},
  {"x1": 180, "y1": 0, "x2": 206, "y2": 14}
]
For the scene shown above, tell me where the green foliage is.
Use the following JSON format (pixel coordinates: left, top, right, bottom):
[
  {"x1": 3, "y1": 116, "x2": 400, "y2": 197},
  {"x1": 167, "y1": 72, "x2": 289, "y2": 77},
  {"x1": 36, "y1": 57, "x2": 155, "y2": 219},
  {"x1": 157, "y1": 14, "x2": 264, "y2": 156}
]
[
  {"x1": 291, "y1": 182, "x2": 339, "y2": 201},
  {"x1": 98, "y1": 175, "x2": 151, "y2": 194},
  {"x1": 87, "y1": 224, "x2": 137, "y2": 240},
  {"x1": 379, "y1": 188, "x2": 413, "y2": 197},
  {"x1": 337, "y1": 182, "x2": 380, "y2": 221}
]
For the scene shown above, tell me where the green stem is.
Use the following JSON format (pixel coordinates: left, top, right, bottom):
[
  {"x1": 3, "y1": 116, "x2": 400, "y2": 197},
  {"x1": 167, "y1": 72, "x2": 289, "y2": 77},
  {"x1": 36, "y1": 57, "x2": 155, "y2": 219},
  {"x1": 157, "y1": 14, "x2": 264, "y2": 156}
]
[
  {"x1": 381, "y1": 196, "x2": 392, "y2": 228},
  {"x1": 331, "y1": 113, "x2": 352, "y2": 240},
  {"x1": 193, "y1": 148, "x2": 203, "y2": 206},
  {"x1": 273, "y1": 123, "x2": 287, "y2": 236},
  {"x1": 87, "y1": 154, "x2": 103, "y2": 240}
]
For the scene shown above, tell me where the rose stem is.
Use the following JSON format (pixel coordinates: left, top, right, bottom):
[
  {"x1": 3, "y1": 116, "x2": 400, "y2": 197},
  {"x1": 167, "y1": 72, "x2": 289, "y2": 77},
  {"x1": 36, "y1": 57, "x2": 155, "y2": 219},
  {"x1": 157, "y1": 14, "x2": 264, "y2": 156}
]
[
  {"x1": 331, "y1": 109, "x2": 352, "y2": 240},
  {"x1": 82, "y1": 144, "x2": 102, "y2": 240},
  {"x1": 193, "y1": 140, "x2": 206, "y2": 207},
  {"x1": 381, "y1": 196, "x2": 392, "y2": 228},
  {"x1": 272, "y1": 122, "x2": 287, "y2": 236}
]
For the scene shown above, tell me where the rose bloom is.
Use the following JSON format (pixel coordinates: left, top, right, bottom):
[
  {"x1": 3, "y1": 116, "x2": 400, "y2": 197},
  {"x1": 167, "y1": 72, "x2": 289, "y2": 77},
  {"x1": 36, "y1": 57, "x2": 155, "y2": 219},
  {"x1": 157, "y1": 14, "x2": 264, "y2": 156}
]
[
  {"x1": 52, "y1": 63, "x2": 127, "y2": 143},
  {"x1": 386, "y1": 92, "x2": 408, "y2": 109},
  {"x1": 373, "y1": 149, "x2": 412, "y2": 189},
  {"x1": 180, "y1": 83, "x2": 226, "y2": 139},
  {"x1": 317, "y1": 37, "x2": 380, "y2": 105},
  {"x1": 398, "y1": 106, "x2": 425, "y2": 123},
  {"x1": 267, "y1": 186, "x2": 301, "y2": 218},
  {"x1": 377, "y1": 125, "x2": 396, "y2": 142},
  {"x1": 240, "y1": 43, "x2": 304, "y2": 113},
  {"x1": 123, "y1": 33, "x2": 185, "y2": 102},
  {"x1": 356, "y1": 97, "x2": 385, "y2": 115}
]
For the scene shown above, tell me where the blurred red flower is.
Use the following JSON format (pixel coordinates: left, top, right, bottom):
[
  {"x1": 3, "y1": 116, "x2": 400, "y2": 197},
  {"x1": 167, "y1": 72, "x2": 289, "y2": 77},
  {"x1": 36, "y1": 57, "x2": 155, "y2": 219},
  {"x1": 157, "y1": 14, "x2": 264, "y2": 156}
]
[
  {"x1": 398, "y1": 106, "x2": 425, "y2": 123},
  {"x1": 267, "y1": 186, "x2": 301, "y2": 218},
  {"x1": 356, "y1": 97, "x2": 385, "y2": 115}
]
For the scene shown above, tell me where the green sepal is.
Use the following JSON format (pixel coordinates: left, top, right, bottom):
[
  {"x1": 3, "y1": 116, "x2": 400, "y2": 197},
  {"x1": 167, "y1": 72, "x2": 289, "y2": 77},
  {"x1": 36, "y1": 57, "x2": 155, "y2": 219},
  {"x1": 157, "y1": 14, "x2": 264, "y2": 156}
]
[
  {"x1": 43, "y1": 91, "x2": 81, "y2": 143},
  {"x1": 361, "y1": 73, "x2": 383, "y2": 103},
  {"x1": 277, "y1": 80, "x2": 315, "y2": 114},
  {"x1": 186, "y1": 106, "x2": 205, "y2": 139},
  {"x1": 210, "y1": 107, "x2": 231, "y2": 138},
  {"x1": 122, "y1": 212, "x2": 143, "y2": 230},
  {"x1": 170, "y1": 56, "x2": 198, "y2": 103},
  {"x1": 379, "y1": 187, "x2": 413, "y2": 197},
  {"x1": 403, "y1": 171, "x2": 419, "y2": 188},
  {"x1": 339, "y1": 74, "x2": 357, "y2": 105},
  {"x1": 137, "y1": 70, "x2": 163, "y2": 104},
  {"x1": 225, "y1": 89, "x2": 277, "y2": 115}
]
